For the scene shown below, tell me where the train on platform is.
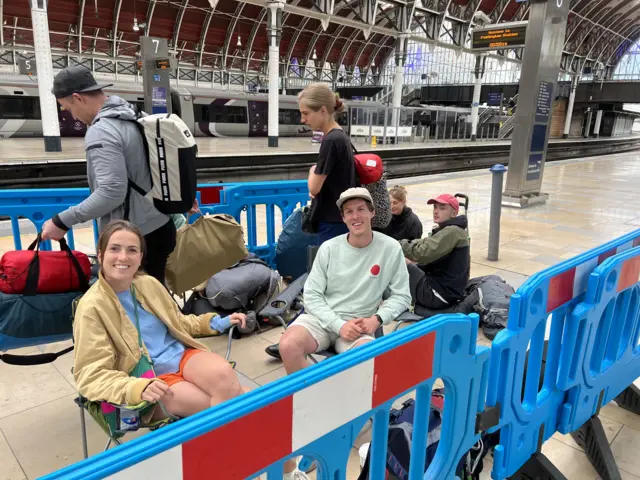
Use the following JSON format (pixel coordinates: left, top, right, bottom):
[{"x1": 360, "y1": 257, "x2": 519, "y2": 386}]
[{"x1": 0, "y1": 74, "x2": 470, "y2": 139}]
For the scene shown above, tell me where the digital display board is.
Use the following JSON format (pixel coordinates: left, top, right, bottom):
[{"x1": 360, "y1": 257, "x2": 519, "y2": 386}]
[
  {"x1": 471, "y1": 22, "x2": 527, "y2": 51},
  {"x1": 152, "y1": 86, "x2": 168, "y2": 114},
  {"x1": 155, "y1": 59, "x2": 171, "y2": 69},
  {"x1": 487, "y1": 92, "x2": 502, "y2": 106}
]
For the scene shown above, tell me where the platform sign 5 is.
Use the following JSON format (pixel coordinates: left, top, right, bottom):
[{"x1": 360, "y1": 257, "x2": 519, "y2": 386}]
[{"x1": 18, "y1": 58, "x2": 37, "y2": 76}]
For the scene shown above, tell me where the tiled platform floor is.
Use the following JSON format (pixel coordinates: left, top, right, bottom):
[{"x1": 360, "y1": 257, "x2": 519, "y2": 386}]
[{"x1": 2, "y1": 152, "x2": 640, "y2": 479}]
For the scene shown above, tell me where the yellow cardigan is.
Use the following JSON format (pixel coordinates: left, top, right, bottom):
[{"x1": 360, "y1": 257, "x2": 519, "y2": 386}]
[{"x1": 73, "y1": 272, "x2": 218, "y2": 406}]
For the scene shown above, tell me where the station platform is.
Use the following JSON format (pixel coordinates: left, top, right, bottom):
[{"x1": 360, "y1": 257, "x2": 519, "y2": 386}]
[
  {"x1": 0, "y1": 134, "x2": 637, "y2": 164},
  {"x1": 1, "y1": 152, "x2": 640, "y2": 479}
]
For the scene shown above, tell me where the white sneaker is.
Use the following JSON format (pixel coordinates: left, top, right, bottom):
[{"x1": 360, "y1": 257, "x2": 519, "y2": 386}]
[{"x1": 283, "y1": 469, "x2": 309, "y2": 480}]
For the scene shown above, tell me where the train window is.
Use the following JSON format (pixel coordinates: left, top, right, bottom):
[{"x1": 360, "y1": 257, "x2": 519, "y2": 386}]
[
  {"x1": 209, "y1": 105, "x2": 224, "y2": 123},
  {"x1": 336, "y1": 111, "x2": 348, "y2": 126},
  {"x1": 206, "y1": 105, "x2": 247, "y2": 124},
  {"x1": 0, "y1": 95, "x2": 41, "y2": 120},
  {"x1": 227, "y1": 106, "x2": 247, "y2": 124},
  {"x1": 278, "y1": 109, "x2": 302, "y2": 125},
  {"x1": 193, "y1": 104, "x2": 209, "y2": 122}
]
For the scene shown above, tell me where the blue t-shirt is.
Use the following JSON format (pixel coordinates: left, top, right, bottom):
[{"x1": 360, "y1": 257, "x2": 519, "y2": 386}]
[
  {"x1": 117, "y1": 290, "x2": 185, "y2": 376},
  {"x1": 116, "y1": 290, "x2": 234, "y2": 376}
]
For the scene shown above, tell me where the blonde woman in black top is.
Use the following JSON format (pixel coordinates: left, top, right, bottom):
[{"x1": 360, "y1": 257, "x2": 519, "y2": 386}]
[{"x1": 299, "y1": 83, "x2": 357, "y2": 244}]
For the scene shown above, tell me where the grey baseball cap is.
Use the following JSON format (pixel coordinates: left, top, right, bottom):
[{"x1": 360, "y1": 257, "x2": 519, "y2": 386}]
[{"x1": 51, "y1": 66, "x2": 113, "y2": 99}]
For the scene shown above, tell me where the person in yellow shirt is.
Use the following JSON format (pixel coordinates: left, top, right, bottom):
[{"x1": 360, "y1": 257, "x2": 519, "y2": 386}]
[{"x1": 73, "y1": 219, "x2": 246, "y2": 420}]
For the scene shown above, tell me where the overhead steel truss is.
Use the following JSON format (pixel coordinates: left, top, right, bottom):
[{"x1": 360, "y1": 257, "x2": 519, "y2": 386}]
[{"x1": 2, "y1": 0, "x2": 640, "y2": 85}]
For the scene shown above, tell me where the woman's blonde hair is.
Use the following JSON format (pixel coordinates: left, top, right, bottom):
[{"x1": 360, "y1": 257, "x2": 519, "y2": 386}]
[
  {"x1": 97, "y1": 220, "x2": 146, "y2": 275},
  {"x1": 389, "y1": 185, "x2": 407, "y2": 203},
  {"x1": 297, "y1": 83, "x2": 345, "y2": 116}
]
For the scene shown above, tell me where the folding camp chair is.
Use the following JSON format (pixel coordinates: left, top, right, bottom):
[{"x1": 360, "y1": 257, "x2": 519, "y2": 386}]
[
  {"x1": 74, "y1": 394, "x2": 178, "y2": 459},
  {"x1": 71, "y1": 294, "x2": 239, "y2": 459}
]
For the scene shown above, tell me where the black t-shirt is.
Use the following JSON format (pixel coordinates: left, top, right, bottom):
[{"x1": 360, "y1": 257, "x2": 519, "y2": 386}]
[{"x1": 313, "y1": 128, "x2": 357, "y2": 223}]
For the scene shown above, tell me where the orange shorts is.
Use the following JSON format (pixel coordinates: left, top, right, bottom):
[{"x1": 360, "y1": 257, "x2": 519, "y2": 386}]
[{"x1": 157, "y1": 348, "x2": 204, "y2": 387}]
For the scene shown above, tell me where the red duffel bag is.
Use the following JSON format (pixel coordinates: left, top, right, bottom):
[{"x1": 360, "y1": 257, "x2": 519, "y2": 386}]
[{"x1": 0, "y1": 234, "x2": 91, "y2": 296}]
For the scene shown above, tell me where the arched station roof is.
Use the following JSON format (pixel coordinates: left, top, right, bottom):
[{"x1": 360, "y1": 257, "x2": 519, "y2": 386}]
[{"x1": 0, "y1": 0, "x2": 639, "y2": 82}]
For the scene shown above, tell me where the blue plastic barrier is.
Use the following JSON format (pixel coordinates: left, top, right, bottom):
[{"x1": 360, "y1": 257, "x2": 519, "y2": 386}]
[
  {"x1": 486, "y1": 229, "x2": 640, "y2": 480},
  {"x1": 7, "y1": 185, "x2": 640, "y2": 479},
  {"x1": 559, "y1": 246, "x2": 640, "y2": 434},
  {"x1": 0, "y1": 188, "x2": 96, "y2": 251},
  {"x1": 39, "y1": 313, "x2": 489, "y2": 480},
  {"x1": 0, "y1": 182, "x2": 310, "y2": 266}
]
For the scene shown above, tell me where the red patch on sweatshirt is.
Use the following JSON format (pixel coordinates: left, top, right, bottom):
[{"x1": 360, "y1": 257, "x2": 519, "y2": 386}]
[{"x1": 371, "y1": 264, "x2": 381, "y2": 276}]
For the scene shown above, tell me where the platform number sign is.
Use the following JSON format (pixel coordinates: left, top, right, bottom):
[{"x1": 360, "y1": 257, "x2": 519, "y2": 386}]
[{"x1": 18, "y1": 58, "x2": 37, "y2": 76}]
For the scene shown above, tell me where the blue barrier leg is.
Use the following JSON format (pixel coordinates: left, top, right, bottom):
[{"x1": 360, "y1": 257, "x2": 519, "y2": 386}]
[
  {"x1": 248, "y1": 205, "x2": 258, "y2": 250},
  {"x1": 523, "y1": 320, "x2": 546, "y2": 408},
  {"x1": 408, "y1": 383, "x2": 432, "y2": 479},
  {"x1": 10, "y1": 216, "x2": 21, "y2": 251},
  {"x1": 267, "y1": 204, "x2": 276, "y2": 245},
  {"x1": 369, "y1": 409, "x2": 390, "y2": 480},
  {"x1": 267, "y1": 204, "x2": 277, "y2": 267},
  {"x1": 93, "y1": 220, "x2": 99, "y2": 249}
]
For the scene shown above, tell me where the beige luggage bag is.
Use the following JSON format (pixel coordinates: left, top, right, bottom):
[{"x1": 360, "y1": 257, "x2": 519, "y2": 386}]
[{"x1": 165, "y1": 214, "x2": 248, "y2": 295}]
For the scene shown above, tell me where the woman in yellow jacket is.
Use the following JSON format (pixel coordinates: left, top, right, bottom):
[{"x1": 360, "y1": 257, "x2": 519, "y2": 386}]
[{"x1": 73, "y1": 220, "x2": 246, "y2": 419}]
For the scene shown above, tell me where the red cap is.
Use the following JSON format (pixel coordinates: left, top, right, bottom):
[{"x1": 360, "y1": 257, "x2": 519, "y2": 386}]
[{"x1": 427, "y1": 194, "x2": 459, "y2": 212}]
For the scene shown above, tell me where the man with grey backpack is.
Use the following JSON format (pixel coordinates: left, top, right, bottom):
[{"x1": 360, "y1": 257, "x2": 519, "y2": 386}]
[{"x1": 41, "y1": 66, "x2": 197, "y2": 284}]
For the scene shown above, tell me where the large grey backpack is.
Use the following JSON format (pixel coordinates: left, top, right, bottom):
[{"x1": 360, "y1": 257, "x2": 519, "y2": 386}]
[
  {"x1": 467, "y1": 275, "x2": 515, "y2": 340},
  {"x1": 204, "y1": 255, "x2": 281, "y2": 333}
]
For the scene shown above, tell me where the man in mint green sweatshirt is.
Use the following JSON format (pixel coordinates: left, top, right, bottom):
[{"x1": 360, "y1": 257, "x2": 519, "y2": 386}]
[
  {"x1": 277, "y1": 187, "x2": 411, "y2": 479},
  {"x1": 279, "y1": 187, "x2": 411, "y2": 370}
]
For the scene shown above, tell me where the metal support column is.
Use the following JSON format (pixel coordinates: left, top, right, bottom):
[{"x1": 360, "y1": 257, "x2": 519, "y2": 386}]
[
  {"x1": 29, "y1": 0, "x2": 61, "y2": 152},
  {"x1": 267, "y1": 1, "x2": 284, "y2": 147},
  {"x1": 502, "y1": 0, "x2": 571, "y2": 208},
  {"x1": 391, "y1": 35, "x2": 408, "y2": 133},
  {"x1": 471, "y1": 54, "x2": 486, "y2": 142},
  {"x1": 594, "y1": 110, "x2": 603, "y2": 138},
  {"x1": 140, "y1": 36, "x2": 173, "y2": 115},
  {"x1": 563, "y1": 75, "x2": 578, "y2": 139},
  {"x1": 488, "y1": 164, "x2": 506, "y2": 261},
  {"x1": 584, "y1": 109, "x2": 593, "y2": 138}
]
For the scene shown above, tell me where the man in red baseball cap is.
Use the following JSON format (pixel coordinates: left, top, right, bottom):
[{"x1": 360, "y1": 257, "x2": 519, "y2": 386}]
[
  {"x1": 428, "y1": 194, "x2": 459, "y2": 218},
  {"x1": 398, "y1": 193, "x2": 470, "y2": 311}
]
